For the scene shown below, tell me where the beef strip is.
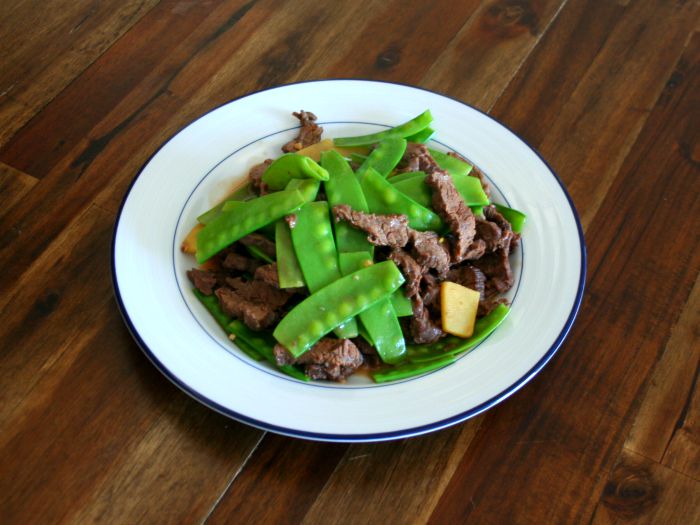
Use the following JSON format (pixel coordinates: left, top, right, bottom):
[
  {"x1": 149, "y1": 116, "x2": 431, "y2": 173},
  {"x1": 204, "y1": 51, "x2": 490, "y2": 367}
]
[
  {"x1": 425, "y1": 170, "x2": 478, "y2": 262},
  {"x1": 248, "y1": 159, "x2": 272, "y2": 195},
  {"x1": 282, "y1": 110, "x2": 323, "y2": 153},
  {"x1": 446, "y1": 265, "x2": 486, "y2": 297},
  {"x1": 483, "y1": 204, "x2": 515, "y2": 250},
  {"x1": 410, "y1": 294, "x2": 444, "y2": 344},
  {"x1": 473, "y1": 247, "x2": 514, "y2": 297},
  {"x1": 387, "y1": 248, "x2": 423, "y2": 298},
  {"x1": 398, "y1": 143, "x2": 441, "y2": 174},
  {"x1": 475, "y1": 217, "x2": 503, "y2": 252},
  {"x1": 215, "y1": 287, "x2": 278, "y2": 331},
  {"x1": 224, "y1": 276, "x2": 290, "y2": 309},
  {"x1": 408, "y1": 230, "x2": 450, "y2": 278},
  {"x1": 221, "y1": 252, "x2": 262, "y2": 273},
  {"x1": 285, "y1": 214, "x2": 297, "y2": 229},
  {"x1": 447, "y1": 151, "x2": 491, "y2": 197},
  {"x1": 421, "y1": 272, "x2": 442, "y2": 314},
  {"x1": 187, "y1": 269, "x2": 217, "y2": 296},
  {"x1": 333, "y1": 204, "x2": 410, "y2": 247},
  {"x1": 239, "y1": 233, "x2": 276, "y2": 259},
  {"x1": 273, "y1": 338, "x2": 363, "y2": 381},
  {"x1": 254, "y1": 263, "x2": 281, "y2": 289}
]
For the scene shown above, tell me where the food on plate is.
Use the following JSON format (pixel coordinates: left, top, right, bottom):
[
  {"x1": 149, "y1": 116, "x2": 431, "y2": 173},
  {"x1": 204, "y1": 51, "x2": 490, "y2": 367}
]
[{"x1": 183, "y1": 110, "x2": 525, "y2": 382}]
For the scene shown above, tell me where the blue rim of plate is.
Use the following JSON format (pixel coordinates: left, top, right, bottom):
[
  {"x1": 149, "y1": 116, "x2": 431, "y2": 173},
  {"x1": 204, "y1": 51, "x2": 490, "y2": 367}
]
[{"x1": 111, "y1": 79, "x2": 587, "y2": 442}]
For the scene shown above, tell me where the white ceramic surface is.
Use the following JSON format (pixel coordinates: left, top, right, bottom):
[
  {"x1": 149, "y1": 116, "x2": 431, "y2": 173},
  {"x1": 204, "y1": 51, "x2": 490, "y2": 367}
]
[{"x1": 112, "y1": 80, "x2": 585, "y2": 442}]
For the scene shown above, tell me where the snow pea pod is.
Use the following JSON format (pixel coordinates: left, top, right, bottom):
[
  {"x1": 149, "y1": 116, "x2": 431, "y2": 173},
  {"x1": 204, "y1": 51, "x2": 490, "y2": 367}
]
[
  {"x1": 192, "y1": 289, "x2": 263, "y2": 361},
  {"x1": 387, "y1": 170, "x2": 425, "y2": 184},
  {"x1": 290, "y1": 200, "x2": 358, "y2": 338},
  {"x1": 261, "y1": 153, "x2": 329, "y2": 191},
  {"x1": 405, "y1": 126, "x2": 435, "y2": 144},
  {"x1": 406, "y1": 304, "x2": 510, "y2": 363},
  {"x1": 227, "y1": 320, "x2": 308, "y2": 381},
  {"x1": 391, "y1": 171, "x2": 489, "y2": 208},
  {"x1": 372, "y1": 354, "x2": 456, "y2": 383},
  {"x1": 338, "y1": 252, "x2": 406, "y2": 364},
  {"x1": 275, "y1": 220, "x2": 305, "y2": 288},
  {"x1": 245, "y1": 244, "x2": 274, "y2": 263},
  {"x1": 360, "y1": 168, "x2": 443, "y2": 231},
  {"x1": 273, "y1": 260, "x2": 405, "y2": 358},
  {"x1": 334, "y1": 110, "x2": 433, "y2": 147},
  {"x1": 355, "y1": 138, "x2": 407, "y2": 179},
  {"x1": 494, "y1": 204, "x2": 526, "y2": 233},
  {"x1": 285, "y1": 177, "x2": 321, "y2": 202},
  {"x1": 197, "y1": 183, "x2": 255, "y2": 224},
  {"x1": 321, "y1": 150, "x2": 373, "y2": 254},
  {"x1": 428, "y1": 149, "x2": 473, "y2": 177},
  {"x1": 390, "y1": 288, "x2": 413, "y2": 317},
  {"x1": 196, "y1": 189, "x2": 305, "y2": 263}
]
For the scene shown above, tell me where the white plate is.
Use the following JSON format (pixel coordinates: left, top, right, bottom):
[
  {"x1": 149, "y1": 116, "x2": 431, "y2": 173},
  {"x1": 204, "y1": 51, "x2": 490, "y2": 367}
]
[{"x1": 112, "y1": 80, "x2": 585, "y2": 442}]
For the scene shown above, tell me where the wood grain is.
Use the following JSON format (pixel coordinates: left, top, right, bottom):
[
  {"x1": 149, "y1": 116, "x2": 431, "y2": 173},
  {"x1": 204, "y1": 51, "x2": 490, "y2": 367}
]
[{"x1": 0, "y1": 0, "x2": 698, "y2": 523}]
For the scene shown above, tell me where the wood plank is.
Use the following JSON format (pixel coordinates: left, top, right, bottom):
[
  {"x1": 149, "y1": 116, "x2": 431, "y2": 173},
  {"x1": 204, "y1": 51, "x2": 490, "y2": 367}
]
[
  {"x1": 590, "y1": 449, "x2": 700, "y2": 524},
  {"x1": 625, "y1": 273, "x2": 700, "y2": 466},
  {"x1": 0, "y1": 204, "x2": 264, "y2": 523},
  {"x1": 300, "y1": 421, "x2": 481, "y2": 525},
  {"x1": 0, "y1": 161, "x2": 37, "y2": 221},
  {"x1": 206, "y1": 434, "x2": 348, "y2": 524},
  {"x1": 492, "y1": 0, "x2": 699, "y2": 230},
  {"x1": 420, "y1": 0, "x2": 570, "y2": 111},
  {"x1": 0, "y1": 0, "x2": 159, "y2": 147},
  {"x1": 426, "y1": 24, "x2": 700, "y2": 525}
]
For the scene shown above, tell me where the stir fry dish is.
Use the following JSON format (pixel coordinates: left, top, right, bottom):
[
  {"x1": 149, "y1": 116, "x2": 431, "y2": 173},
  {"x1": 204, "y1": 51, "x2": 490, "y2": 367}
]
[{"x1": 182, "y1": 110, "x2": 526, "y2": 383}]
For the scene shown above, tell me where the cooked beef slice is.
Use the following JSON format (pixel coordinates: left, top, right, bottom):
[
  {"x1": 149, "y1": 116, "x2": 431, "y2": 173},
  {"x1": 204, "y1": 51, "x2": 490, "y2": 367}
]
[
  {"x1": 398, "y1": 143, "x2": 441, "y2": 174},
  {"x1": 425, "y1": 170, "x2": 477, "y2": 261},
  {"x1": 248, "y1": 159, "x2": 273, "y2": 195},
  {"x1": 215, "y1": 287, "x2": 278, "y2": 331},
  {"x1": 408, "y1": 230, "x2": 450, "y2": 278},
  {"x1": 187, "y1": 269, "x2": 218, "y2": 295},
  {"x1": 482, "y1": 204, "x2": 515, "y2": 250},
  {"x1": 224, "y1": 276, "x2": 290, "y2": 309},
  {"x1": 239, "y1": 233, "x2": 276, "y2": 259},
  {"x1": 273, "y1": 338, "x2": 363, "y2": 381},
  {"x1": 446, "y1": 265, "x2": 486, "y2": 297},
  {"x1": 285, "y1": 213, "x2": 297, "y2": 229},
  {"x1": 333, "y1": 204, "x2": 411, "y2": 247},
  {"x1": 475, "y1": 217, "x2": 503, "y2": 252},
  {"x1": 410, "y1": 294, "x2": 444, "y2": 344},
  {"x1": 473, "y1": 247, "x2": 514, "y2": 296},
  {"x1": 282, "y1": 110, "x2": 323, "y2": 153},
  {"x1": 221, "y1": 252, "x2": 262, "y2": 273},
  {"x1": 388, "y1": 248, "x2": 423, "y2": 298},
  {"x1": 254, "y1": 263, "x2": 281, "y2": 289},
  {"x1": 421, "y1": 272, "x2": 442, "y2": 314}
]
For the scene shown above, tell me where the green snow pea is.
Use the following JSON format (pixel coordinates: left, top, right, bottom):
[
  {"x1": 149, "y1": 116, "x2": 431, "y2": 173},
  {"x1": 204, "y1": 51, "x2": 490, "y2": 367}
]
[
  {"x1": 471, "y1": 205, "x2": 484, "y2": 217},
  {"x1": 349, "y1": 152, "x2": 368, "y2": 164},
  {"x1": 406, "y1": 304, "x2": 510, "y2": 363},
  {"x1": 196, "y1": 189, "x2": 305, "y2": 263},
  {"x1": 494, "y1": 204, "x2": 526, "y2": 233},
  {"x1": 245, "y1": 244, "x2": 274, "y2": 263},
  {"x1": 429, "y1": 149, "x2": 473, "y2": 177},
  {"x1": 338, "y1": 252, "x2": 406, "y2": 364},
  {"x1": 197, "y1": 183, "x2": 255, "y2": 225},
  {"x1": 390, "y1": 288, "x2": 413, "y2": 317},
  {"x1": 275, "y1": 220, "x2": 305, "y2": 288},
  {"x1": 360, "y1": 168, "x2": 443, "y2": 231},
  {"x1": 334, "y1": 110, "x2": 433, "y2": 147},
  {"x1": 320, "y1": 150, "x2": 373, "y2": 254},
  {"x1": 192, "y1": 289, "x2": 263, "y2": 361},
  {"x1": 285, "y1": 177, "x2": 321, "y2": 202},
  {"x1": 372, "y1": 354, "x2": 456, "y2": 383},
  {"x1": 405, "y1": 126, "x2": 435, "y2": 143},
  {"x1": 227, "y1": 320, "x2": 308, "y2": 381},
  {"x1": 273, "y1": 260, "x2": 405, "y2": 358},
  {"x1": 355, "y1": 138, "x2": 407, "y2": 179},
  {"x1": 290, "y1": 200, "x2": 358, "y2": 338},
  {"x1": 387, "y1": 170, "x2": 425, "y2": 184},
  {"x1": 261, "y1": 153, "x2": 329, "y2": 191},
  {"x1": 391, "y1": 171, "x2": 490, "y2": 209}
]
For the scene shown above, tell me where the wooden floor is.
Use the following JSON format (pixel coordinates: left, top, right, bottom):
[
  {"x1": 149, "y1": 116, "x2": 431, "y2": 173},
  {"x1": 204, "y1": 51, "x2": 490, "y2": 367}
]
[{"x1": 1, "y1": 0, "x2": 698, "y2": 523}]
